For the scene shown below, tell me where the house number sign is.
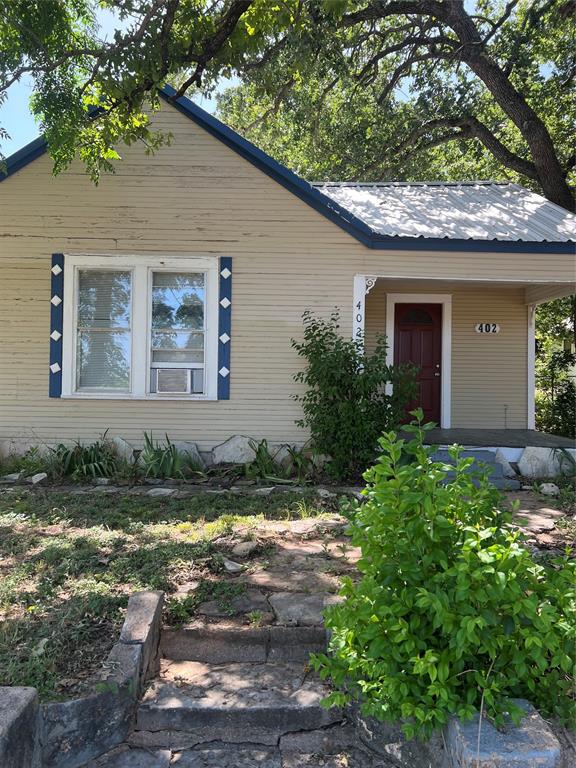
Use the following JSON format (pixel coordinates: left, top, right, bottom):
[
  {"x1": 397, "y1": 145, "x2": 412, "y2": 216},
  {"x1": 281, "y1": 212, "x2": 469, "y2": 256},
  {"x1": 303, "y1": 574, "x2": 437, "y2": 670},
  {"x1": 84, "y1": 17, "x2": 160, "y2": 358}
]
[{"x1": 475, "y1": 322, "x2": 500, "y2": 334}]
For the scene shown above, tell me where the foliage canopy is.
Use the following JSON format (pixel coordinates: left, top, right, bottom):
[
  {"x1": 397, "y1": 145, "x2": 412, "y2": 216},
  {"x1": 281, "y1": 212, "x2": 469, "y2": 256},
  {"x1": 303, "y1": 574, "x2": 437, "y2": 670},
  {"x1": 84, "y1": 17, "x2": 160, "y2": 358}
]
[
  {"x1": 0, "y1": 1, "x2": 574, "y2": 209},
  {"x1": 314, "y1": 418, "x2": 576, "y2": 738}
]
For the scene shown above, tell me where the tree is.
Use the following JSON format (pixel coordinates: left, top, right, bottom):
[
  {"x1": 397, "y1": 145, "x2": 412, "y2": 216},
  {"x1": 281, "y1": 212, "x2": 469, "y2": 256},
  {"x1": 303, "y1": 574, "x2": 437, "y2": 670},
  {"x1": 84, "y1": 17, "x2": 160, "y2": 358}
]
[
  {"x1": 535, "y1": 296, "x2": 576, "y2": 438},
  {"x1": 0, "y1": 2, "x2": 573, "y2": 209},
  {"x1": 0, "y1": 0, "x2": 283, "y2": 181},
  {"x1": 218, "y1": 1, "x2": 576, "y2": 209}
]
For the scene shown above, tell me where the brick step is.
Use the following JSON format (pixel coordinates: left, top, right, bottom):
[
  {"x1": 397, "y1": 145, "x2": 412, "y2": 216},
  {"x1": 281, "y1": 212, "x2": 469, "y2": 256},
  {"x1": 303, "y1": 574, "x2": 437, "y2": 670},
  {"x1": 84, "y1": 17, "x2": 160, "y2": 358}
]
[
  {"x1": 161, "y1": 625, "x2": 327, "y2": 664},
  {"x1": 136, "y1": 660, "x2": 341, "y2": 735}
]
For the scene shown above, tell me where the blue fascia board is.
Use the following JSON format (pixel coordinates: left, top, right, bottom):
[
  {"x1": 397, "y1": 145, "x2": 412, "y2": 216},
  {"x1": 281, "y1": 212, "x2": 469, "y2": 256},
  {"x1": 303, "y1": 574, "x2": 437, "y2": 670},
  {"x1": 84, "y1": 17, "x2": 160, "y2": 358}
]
[
  {"x1": 1, "y1": 84, "x2": 574, "y2": 255},
  {"x1": 1, "y1": 135, "x2": 47, "y2": 180}
]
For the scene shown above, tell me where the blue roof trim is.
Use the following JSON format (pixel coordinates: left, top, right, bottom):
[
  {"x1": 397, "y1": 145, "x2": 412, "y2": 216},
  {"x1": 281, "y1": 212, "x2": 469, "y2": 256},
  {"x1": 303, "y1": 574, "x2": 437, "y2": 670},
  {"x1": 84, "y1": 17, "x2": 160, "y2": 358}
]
[
  {"x1": 1, "y1": 135, "x2": 47, "y2": 180},
  {"x1": 1, "y1": 84, "x2": 573, "y2": 254}
]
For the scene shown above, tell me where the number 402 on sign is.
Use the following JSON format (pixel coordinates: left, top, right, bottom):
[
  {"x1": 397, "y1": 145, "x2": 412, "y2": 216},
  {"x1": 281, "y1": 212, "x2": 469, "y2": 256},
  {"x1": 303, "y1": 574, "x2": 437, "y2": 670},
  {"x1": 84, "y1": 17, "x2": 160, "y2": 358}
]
[{"x1": 475, "y1": 322, "x2": 500, "y2": 333}]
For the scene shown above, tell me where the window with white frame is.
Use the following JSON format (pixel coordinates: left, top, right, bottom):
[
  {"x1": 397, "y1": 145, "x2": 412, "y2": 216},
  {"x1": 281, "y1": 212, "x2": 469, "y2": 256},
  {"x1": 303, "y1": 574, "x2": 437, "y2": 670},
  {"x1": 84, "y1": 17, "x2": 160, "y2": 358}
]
[{"x1": 62, "y1": 256, "x2": 219, "y2": 399}]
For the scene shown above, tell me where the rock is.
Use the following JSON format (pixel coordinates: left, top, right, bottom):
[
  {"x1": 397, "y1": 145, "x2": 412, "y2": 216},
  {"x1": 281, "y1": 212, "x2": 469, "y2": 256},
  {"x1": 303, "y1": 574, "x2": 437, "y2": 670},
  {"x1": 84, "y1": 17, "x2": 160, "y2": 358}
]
[
  {"x1": 269, "y1": 593, "x2": 336, "y2": 626},
  {"x1": 172, "y1": 441, "x2": 206, "y2": 470},
  {"x1": 223, "y1": 558, "x2": 245, "y2": 574},
  {"x1": 445, "y1": 699, "x2": 560, "y2": 768},
  {"x1": 120, "y1": 591, "x2": 164, "y2": 691},
  {"x1": 0, "y1": 686, "x2": 39, "y2": 768},
  {"x1": 518, "y1": 446, "x2": 576, "y2": 479},
  {"x1": 28, "y1": 472, "x2": 48, "y2": 485},
  {"x1": 197, "y1": 589, "x2": 269, "y2": 618},
  {"x1": 317, "y1": 488, "x2": 336, "y2": 500},
  {"x1": 540, "y1": 482, "x2": 560, "y2": 497},
  {"x1": 231, "y1": 541, "x2": 260, "y2": 558},
  {"x1": 147, "y1": 487, "x2": 177, "y2": 497},
  {"x1": 113, "y1": 436, "x2": 135, "y2": 463},
  {"x1": 93, "y1": 477, "x2": 111, "y2": 486},
  {"x1": 212, "y1": 436, "x2": 256, "y2": 465},
  {"x1": 87, "y1": 745, "x2": 171, "y2": 767},
  {"x1": 0, "y1": 471, "x2": 25, "y2": 484},
  {"x1": 494, "y1": 449, "x2": 518, "y2": 479},
  {"x1": 144, "y1": 478, "x2": 164, "y2": 485},
  {"x1": 253, "y1": 486, "x2": 275, "y2": 496}
]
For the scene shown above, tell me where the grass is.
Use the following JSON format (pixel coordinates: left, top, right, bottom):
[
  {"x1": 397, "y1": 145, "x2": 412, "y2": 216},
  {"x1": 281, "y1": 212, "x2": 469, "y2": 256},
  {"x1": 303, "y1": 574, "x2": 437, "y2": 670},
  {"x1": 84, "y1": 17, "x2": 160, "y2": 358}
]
[{"x1": 0, "y1": 488, "x2": 330, "y2": 701}]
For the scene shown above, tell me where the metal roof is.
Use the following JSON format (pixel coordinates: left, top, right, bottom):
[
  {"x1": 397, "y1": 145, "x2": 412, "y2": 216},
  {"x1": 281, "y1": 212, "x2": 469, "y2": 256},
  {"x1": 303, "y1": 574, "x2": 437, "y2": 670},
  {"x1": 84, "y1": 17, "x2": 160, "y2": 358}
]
[{"x1": 314, "y1": 182, "x2": 576, "y2": 243}]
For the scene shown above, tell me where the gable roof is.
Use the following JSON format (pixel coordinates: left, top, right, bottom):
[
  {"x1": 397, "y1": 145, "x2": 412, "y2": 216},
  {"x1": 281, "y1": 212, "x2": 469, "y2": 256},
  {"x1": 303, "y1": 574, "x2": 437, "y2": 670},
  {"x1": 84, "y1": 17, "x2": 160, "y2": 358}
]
[{"x1": 1, "y1": 84, "x2": 575, "y2": 254}]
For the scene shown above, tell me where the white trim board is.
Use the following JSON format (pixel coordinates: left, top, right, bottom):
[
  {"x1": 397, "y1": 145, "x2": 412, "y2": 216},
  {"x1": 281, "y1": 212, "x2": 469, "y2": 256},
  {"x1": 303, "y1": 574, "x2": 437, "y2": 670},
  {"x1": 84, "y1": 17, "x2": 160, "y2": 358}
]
[
  {"x1": 385, "y1": 293, "x2": 452, "y2": 429},
  {"x1": 527, "y1": 305, "x2": 536, "y2": 430}
]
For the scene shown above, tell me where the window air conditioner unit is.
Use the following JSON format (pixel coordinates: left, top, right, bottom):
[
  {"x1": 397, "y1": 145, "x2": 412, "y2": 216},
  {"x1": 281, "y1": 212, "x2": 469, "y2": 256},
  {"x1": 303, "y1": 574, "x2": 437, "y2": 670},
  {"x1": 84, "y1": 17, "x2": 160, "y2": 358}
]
[{"x1": 156, "y1": 368, "x2": 190, "y2": 394}]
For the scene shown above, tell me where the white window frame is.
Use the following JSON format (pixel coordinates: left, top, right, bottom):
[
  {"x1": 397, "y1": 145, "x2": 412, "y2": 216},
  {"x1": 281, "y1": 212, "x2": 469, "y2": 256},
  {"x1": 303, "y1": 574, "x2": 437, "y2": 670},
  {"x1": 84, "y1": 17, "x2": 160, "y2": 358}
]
[{"x1": 62, "y1": 253, "x2": 219, "y2": 400}]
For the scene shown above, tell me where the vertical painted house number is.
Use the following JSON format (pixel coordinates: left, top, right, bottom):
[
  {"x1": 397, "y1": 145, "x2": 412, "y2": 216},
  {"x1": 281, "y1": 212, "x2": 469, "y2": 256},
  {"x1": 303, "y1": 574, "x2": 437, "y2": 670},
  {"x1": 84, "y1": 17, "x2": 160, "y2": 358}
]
[{"x1": 475, "y1": 322, "x2": 500, "y2": 333}]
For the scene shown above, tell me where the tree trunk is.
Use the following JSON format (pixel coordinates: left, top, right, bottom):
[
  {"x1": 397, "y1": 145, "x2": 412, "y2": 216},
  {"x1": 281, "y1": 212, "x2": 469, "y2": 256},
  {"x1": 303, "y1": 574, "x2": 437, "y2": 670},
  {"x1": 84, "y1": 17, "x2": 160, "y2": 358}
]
[{"x1": 441, "y1": 2, "x2": 575, "y2": 211}]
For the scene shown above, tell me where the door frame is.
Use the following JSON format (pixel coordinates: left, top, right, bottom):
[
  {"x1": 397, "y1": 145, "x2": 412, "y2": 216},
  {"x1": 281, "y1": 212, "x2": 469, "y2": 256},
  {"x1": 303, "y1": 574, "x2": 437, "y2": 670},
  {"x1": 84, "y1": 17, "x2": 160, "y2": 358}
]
[{"x1": 386, "y1": 293, "x2": 452, "y2": 428}]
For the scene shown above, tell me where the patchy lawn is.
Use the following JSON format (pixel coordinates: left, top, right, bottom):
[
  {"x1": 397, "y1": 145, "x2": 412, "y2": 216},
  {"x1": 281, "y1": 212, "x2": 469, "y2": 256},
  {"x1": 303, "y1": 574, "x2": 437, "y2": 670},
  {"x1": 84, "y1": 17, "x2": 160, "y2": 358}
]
[{"x1": 0, "y1": 488, "x2": 335, "y2": 701}]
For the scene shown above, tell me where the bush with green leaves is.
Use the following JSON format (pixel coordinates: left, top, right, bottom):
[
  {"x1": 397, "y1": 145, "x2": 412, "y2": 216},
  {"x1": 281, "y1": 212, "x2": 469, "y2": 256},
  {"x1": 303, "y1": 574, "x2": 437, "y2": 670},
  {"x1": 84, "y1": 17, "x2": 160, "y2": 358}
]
[
  {"x1": 52, "y1": 434, "x2": 118, "y2": 479},
  {"x1": 140, "y1": 432, "x2": 202, "y2": 479},
  {"x1": 313, "y1": 415, "x2": 575, "y2": 739},
  {"x1": 292, "y1": 310, "x2": 417, "y2": 481}
]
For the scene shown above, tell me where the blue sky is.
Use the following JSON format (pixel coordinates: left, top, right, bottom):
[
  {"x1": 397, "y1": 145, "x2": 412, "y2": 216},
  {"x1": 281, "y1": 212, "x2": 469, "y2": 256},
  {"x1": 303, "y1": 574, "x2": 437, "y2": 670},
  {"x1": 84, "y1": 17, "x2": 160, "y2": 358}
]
[{"x1": 0, "y1": 7, "x2": 230, "y2": 156}]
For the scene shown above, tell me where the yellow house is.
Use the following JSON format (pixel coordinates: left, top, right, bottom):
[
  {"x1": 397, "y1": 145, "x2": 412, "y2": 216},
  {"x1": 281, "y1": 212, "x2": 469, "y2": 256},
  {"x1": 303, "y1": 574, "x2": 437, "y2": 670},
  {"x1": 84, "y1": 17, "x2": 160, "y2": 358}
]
[{"x1": 0, "y1": 86, "x2": 574, "y2": 462}]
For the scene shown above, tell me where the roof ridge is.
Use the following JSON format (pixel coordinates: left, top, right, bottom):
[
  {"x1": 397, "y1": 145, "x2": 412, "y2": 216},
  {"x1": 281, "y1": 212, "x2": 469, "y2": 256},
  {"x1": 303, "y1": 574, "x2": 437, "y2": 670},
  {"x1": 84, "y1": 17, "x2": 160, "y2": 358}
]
[{"x1": 311, "y1": 181, "x2": 516, "y2": 187}]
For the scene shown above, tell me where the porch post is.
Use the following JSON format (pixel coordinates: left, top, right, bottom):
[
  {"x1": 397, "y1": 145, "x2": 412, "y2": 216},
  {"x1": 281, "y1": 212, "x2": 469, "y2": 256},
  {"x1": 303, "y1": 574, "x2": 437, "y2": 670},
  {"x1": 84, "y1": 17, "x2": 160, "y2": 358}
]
[
  {"x1": 353, "y1": 275, "x2": 377, "y2": 347},
  {"x1": 527, "y1": 304, "x2": 536, "y2": 429}
]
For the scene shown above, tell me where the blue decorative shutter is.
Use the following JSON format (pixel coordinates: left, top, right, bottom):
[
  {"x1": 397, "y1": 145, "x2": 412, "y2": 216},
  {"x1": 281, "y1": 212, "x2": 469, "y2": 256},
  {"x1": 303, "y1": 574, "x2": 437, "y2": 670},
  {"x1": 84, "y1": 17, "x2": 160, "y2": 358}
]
[
  {"x1": 49, "y1": 253, "x2": 65, "y2": 398},
  {"x1": 217, "y1": 257, "x2": 232, "y2": 400}
]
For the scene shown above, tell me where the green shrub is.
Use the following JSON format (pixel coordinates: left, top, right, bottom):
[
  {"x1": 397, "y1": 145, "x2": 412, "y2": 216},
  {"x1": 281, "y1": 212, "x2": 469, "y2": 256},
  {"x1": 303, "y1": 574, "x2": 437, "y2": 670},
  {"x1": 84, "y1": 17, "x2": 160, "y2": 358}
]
[
  {"x1": 313, "y1": 415, "x2": 576, "y2": 738},
  {"x1": 536, "y1": 380, "x2": 576, "y2": 439},
  {"x1": 292, "y1": 310, "x2": 417, "y2": 481},
  {"x1": 52, "y1": 434, "x2": 118, "y2": 479},
  {"x1": 140, "y1": 432, "x2": 202, "y2": 478}
]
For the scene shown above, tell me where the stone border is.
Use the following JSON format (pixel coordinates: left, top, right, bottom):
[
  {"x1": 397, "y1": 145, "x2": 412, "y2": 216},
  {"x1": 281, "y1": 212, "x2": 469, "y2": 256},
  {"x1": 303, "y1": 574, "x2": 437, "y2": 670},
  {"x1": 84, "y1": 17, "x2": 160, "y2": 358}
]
[{"x1": 0, "y1": 590, "x2": 164, "y2": 768}]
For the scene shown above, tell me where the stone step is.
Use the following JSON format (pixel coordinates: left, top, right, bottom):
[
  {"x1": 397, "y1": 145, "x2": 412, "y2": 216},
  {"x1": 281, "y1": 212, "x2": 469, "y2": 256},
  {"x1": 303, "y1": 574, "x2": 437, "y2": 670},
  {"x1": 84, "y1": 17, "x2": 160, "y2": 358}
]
[
  {"x1": 161, "y1": 625, "x2": 327, "y2": 664},
  {"x1": 136, "y1": 660, "x2": 340, "y2": 735},
  {"x1": 85, "y1": 743, "x2": 387, "y2": 768}
]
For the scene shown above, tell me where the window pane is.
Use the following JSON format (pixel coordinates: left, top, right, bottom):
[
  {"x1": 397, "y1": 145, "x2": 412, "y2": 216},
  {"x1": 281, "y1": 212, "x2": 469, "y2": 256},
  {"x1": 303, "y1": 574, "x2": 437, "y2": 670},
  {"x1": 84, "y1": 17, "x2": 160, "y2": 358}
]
[
  {"x1": 151, "y1": 331, "x2": 203, "y2": 351},
  {"x1": 76, "y1": 331, "x2": 131, "y2": 390},
  {"x1": 152, "y1": 272, "x2": 204, "y2": 330},
  {"x1": 78, "y1": 270, "x2": 131, "y2": 329},
  {"x1": 152, "y1": 350, "x2": 204, "y2": 364}
]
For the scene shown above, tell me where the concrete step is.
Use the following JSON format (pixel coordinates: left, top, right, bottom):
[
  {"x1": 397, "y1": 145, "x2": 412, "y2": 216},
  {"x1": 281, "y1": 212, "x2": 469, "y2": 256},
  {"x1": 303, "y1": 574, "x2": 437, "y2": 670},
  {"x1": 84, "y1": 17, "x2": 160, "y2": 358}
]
[
  {"x1": 431, "y1": 449, "x2": 499, "y2": 464},
  {"x1": 161, "y1": 625, "x2": 327, "y2": 664},
  {"x1": 136, "y1": 660, "x2": 341, "y2": 734},
  {"x1": 431, "y1": 450, "x2": 521, "y2": 490}
]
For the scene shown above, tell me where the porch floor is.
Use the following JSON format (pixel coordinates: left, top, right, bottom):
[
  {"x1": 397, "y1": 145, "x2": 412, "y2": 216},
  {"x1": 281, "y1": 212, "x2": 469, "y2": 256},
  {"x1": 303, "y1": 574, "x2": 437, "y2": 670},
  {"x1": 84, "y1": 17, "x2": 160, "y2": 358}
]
[{"x1": 412, "y1": 428, "x2": 575, "y2": 449}]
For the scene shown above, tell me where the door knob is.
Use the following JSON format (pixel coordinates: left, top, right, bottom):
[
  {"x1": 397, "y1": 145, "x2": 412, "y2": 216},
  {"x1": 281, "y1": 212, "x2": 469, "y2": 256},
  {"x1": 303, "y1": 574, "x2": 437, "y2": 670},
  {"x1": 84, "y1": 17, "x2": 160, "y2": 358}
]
[{"x1": 434, "y1": 372, "x2": 440, "y2": 377}]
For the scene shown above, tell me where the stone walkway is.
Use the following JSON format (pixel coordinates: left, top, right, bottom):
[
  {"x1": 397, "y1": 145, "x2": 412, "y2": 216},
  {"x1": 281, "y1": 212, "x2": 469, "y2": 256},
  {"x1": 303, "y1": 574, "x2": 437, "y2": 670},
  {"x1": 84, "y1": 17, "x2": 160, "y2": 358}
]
[{"x1": 84, "y1": 493, "x2": 574, "y2": 768}]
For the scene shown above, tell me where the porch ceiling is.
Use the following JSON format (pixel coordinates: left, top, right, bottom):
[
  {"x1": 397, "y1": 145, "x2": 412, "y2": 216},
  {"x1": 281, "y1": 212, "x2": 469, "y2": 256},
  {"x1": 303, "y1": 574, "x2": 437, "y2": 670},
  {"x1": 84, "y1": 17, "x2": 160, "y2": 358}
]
[{"x1": 369, "y1": 277, "x2": 574, "y2": 305}]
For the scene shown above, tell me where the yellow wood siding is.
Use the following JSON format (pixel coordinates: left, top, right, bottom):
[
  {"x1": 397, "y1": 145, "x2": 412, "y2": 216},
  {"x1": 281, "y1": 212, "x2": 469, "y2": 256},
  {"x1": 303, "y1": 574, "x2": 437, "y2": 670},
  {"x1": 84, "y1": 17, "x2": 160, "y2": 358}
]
[
  {"x1": 365, "y1": 281, "x2": 528, "y2": 429},
  {"x1": 0, "y1": 104, "x2": 572, "y2": 450}
]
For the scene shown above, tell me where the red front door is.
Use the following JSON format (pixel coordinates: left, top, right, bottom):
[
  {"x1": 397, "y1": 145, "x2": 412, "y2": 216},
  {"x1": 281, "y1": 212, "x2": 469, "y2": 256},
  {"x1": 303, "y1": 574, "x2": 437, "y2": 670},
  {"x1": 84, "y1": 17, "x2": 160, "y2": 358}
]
[{"x1": 394, "y1": 303, "x2": 442, "y2": 424}]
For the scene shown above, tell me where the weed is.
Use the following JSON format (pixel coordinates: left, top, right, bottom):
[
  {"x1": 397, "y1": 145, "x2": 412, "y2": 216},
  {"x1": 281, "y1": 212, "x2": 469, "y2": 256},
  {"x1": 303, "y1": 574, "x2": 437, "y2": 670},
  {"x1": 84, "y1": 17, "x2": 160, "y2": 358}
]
[{"x1": 247, "y1": 610, "x2": 264, "y2": 626}]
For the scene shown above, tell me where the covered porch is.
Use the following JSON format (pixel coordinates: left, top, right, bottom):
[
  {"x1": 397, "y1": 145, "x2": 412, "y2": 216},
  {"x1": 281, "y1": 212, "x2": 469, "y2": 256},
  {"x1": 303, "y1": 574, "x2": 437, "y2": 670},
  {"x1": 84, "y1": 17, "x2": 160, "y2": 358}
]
[
  {"x1": 353, "y1": 274, "x2": 575, "y2": 435},
  {"x1": 406, "y1": 428, "x2": 574, "y2": 449}
]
